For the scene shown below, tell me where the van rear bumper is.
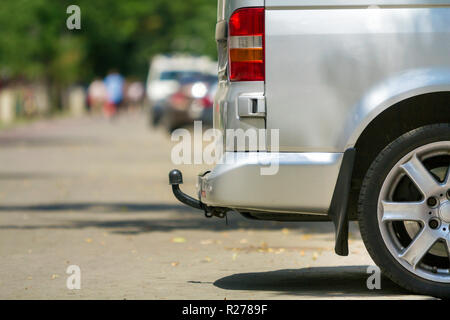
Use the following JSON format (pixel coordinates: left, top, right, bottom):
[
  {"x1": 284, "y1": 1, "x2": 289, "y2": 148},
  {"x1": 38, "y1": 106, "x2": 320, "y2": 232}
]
[{"x1": 197, "y1": 152, "x2": 343, "y2": 215}]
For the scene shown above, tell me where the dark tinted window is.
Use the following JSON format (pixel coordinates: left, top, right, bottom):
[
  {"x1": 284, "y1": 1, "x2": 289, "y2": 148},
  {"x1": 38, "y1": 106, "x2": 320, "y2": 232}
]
[{"x1": 159, "y1": 71, "x2": 204, "y2": 81}]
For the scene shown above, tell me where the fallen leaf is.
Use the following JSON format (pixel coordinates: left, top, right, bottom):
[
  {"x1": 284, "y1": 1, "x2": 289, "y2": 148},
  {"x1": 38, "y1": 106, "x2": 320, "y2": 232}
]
[
  {"x1": 232, "y1": 253, "x2": 238, "y2": 261},
  {"x1": 27, "y1": 276, "x2": 32, "y2": 280},
  {"x1": 171, "y1": 262, "x2": 179, "y2": 267},
  {"x1": 200, "y1": 239, "x2": 213, "y2": 245},
  {"x1": 51, "y1": 274, "x2": 59, "y2": 280},
  {"x1": 203, "y1": 257, "x2": 212, "y2": 262},
  {"x1": 239, "y1": 238, "x2": 248, "y2": 244},
  {"x1": 85, "y1": 238, "x2": 93, "y2": 243},
  {"x1": 299, "y1": 250, "x2": 305, "y2": 256},
  {"x1": 300, "y1": 234, "x2": 312, "y2": 241},
  {"x1": 171, "y1": 237, "x2": 186, "y2": 243},
  {"x1": 281, "y1": 228, "x2": 290, "y2": 235},
  {"x1": 312, "y1": 252, "x2": 319, "y2": 260}
]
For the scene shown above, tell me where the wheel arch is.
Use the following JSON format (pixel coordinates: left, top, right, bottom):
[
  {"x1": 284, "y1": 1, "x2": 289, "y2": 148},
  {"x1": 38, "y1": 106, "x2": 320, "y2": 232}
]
[
  {"x1": 347, "y1": 90, "x2": 450, "y2": 219},
  {"x1": 342, "y1": 68, "x2": 450, "y2": 149}
]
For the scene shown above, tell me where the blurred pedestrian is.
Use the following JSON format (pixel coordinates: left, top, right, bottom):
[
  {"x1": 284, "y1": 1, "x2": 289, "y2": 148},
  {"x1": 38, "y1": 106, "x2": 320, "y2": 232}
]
[
  {"x1": 87, "y1": 78, "x2": 107, "y2": 113},
  {"x1": 103, "y1": 70, "x2": 124, "y2": 118},
  {"x1": 125, "y1": 80, "x2": 144, "y2": 111}
]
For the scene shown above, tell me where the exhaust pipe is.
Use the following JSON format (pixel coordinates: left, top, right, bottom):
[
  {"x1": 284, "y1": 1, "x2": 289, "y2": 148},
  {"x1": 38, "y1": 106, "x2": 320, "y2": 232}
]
[{"x1": 169, "y1": 169, "x2": 227, "y2": 218}]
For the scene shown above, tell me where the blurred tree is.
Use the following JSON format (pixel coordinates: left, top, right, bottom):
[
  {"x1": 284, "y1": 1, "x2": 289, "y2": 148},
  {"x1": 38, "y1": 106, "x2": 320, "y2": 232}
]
[
  {"x1": 0, "y1": 0, "x2": 217, "y2": 109},
  {"x1": 0, "y1": 0, "x2": 217, "y2": 82}
]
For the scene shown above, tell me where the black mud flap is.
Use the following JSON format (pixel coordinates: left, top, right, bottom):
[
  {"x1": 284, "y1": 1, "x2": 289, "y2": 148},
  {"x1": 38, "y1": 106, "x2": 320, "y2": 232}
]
[{"x1": 328, "y1": 148, "x2": 356, "y2": 256}]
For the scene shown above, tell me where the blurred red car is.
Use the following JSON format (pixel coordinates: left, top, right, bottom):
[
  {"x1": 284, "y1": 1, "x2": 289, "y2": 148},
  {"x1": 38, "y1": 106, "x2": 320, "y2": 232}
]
[{"x1": 159, "y1": 75, "x2": 217, "y2": 132}]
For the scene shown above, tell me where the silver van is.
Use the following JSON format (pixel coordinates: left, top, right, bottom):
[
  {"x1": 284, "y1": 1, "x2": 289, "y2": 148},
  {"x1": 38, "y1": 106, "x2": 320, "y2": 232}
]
[{"x1": 170, "y1": 0, "x2": 450, "y2": 298}]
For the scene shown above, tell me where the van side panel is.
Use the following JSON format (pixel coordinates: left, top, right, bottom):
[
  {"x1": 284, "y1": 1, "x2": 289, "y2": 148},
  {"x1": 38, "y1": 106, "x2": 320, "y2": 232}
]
[{"x1": 265, "y1": 6, "x2": 450, "y2": 152}]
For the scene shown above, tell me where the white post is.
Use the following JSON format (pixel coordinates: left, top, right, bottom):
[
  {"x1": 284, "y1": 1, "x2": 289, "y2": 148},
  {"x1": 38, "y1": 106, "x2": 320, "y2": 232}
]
[
  {"x1": 0, "y1": 89, "x2": 16, "y2": 124},
  {"x1": 68, "y1": 86, "x2": 86, "y2": 116}
]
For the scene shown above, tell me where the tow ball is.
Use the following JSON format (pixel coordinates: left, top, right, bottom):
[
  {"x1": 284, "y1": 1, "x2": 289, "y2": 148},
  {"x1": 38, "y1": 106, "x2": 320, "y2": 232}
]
[{"x1": 169, "y1": 169, "x2": 227, "y2": 218}]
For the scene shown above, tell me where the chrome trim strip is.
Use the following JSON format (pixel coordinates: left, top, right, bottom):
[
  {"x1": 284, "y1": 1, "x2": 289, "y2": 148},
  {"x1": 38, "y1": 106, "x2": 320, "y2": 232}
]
[
  {"x1": 267, "y1": 5, "x2": 450, "y2": 10},
  {"x1": 266, "y1": 0, "x2": 450, "y2": 10}
]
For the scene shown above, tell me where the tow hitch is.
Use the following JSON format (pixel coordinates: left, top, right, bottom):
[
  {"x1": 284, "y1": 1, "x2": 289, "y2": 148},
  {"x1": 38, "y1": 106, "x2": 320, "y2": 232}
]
[{"x1": 169, "y1": 169, "x2": 227, "y2": 218}]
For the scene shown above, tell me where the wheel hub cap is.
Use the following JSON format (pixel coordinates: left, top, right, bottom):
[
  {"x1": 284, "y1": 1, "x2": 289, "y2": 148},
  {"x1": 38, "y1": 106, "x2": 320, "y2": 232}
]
[{"x1": 438, "y1": 201, "x2": 450, "y2": 223}]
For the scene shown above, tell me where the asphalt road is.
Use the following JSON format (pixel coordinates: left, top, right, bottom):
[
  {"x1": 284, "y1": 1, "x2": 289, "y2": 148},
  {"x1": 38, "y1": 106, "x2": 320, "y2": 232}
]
[{"x1": 0, "y1": 112, "x2": 433, "y2": 299}]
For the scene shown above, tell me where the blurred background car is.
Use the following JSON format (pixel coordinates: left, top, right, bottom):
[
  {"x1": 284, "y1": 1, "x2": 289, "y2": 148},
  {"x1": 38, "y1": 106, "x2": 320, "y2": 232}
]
[
  {"x1": 158, "y1": 74, "x2": 217, "y2": 132},
  {"x1": 145, "y1": 54, "x2": 217, "y2": 127}
]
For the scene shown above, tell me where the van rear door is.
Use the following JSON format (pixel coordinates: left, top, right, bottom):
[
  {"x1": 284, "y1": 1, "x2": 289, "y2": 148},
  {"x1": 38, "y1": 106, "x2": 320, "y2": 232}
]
[{"x1": 214, "y1": 0, "x2": 266, "y2": 151}]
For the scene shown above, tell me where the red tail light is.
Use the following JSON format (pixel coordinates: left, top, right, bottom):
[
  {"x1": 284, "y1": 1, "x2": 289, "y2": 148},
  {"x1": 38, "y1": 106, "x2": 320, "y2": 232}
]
[
  {"x1": 229, "y1": 7, "x2": 264, "y2": 82},
  {"x1": 201, "y1": 96, "x2": 213, "y2": 108}
]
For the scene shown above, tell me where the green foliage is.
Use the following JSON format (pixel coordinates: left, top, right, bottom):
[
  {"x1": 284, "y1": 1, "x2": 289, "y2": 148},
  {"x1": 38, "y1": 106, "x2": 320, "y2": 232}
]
[{"x1": 0, "y1": 0, "x2": 217, "y2": 83}]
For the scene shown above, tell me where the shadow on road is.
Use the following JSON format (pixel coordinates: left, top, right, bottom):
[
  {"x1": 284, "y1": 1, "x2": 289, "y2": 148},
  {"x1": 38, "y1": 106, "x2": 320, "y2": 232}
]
[
  {"x1": 0, "y1": 202, "x2": 195, "y2": 213},
  {"x1": 0, "y1": 172, "x2": 59, "y2": 180},
  {"x1": 0, "y1": 202, "x2": 342, "y2": 235},
  {"x1": 213, "y1": 265, "x2": 417, "y2": 298}
]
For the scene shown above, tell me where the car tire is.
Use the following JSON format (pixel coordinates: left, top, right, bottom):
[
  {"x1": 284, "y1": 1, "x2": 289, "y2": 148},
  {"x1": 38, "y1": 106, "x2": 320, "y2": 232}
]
[
  {"x1": 150, "y1": 108, "x2": 162, "y2": 127},
  {"x1": 358, "y1": 123, "x2": 450, "y2": 299}
]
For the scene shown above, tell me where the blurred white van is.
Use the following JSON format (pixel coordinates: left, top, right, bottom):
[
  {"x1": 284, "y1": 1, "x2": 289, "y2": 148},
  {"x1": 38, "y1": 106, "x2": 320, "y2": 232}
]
[{"x1": 146, "y1": 54, "x2": 217, "y2": 104}]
